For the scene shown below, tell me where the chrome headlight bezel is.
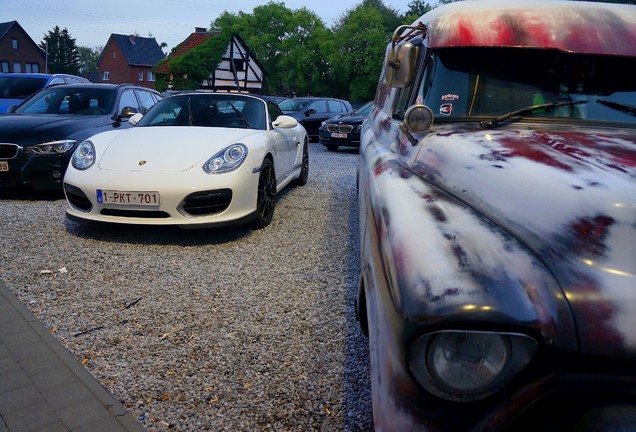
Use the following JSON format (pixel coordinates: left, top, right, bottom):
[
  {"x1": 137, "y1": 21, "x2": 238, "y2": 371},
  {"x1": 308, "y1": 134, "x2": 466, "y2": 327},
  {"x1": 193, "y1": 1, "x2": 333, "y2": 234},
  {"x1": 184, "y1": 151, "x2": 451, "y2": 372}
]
[
  {"x1": 26, "y1": 139, "x2": 77, "y2": 155},
  {"x1": 71, "y1": 140, "x2": 96, "y2": 170},
  {"x1": 409, "y1": 330, "x2": 537, "y2": 402},
  {"x1": 203, "y1": 143, "x2": 248, "y2": 174}
]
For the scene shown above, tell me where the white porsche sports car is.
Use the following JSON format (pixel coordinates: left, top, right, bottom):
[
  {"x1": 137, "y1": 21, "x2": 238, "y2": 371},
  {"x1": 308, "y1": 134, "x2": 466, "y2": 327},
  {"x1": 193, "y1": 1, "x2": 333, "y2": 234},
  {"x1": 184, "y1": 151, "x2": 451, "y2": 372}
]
[{"x1": 63, "y1": 92, "x2": 309, "y2": 229}]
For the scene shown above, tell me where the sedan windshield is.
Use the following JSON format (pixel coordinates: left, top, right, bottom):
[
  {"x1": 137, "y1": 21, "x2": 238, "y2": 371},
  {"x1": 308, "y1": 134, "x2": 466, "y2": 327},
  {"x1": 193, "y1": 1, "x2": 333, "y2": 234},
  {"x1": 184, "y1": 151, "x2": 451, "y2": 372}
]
[
  {"x1": 415, "y1": 47, "x2": 636, "y2": 126},
  {"x1": 16, "y1": 87, "x2": 115, "y2": 115},
  {"x1": 137, "y1": 94, "x2": 268, "y2": 130}
]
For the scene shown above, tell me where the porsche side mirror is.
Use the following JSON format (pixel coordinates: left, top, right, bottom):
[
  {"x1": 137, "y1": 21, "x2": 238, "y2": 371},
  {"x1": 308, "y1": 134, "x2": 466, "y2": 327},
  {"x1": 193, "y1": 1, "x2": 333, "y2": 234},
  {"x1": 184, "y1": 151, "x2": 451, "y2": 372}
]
[
  {"x1": 272, "y1": 115, "x2": 298, "y2": 128},
  {"x1": 128, "y1": 113, "x2": 144, "y2": 126}
]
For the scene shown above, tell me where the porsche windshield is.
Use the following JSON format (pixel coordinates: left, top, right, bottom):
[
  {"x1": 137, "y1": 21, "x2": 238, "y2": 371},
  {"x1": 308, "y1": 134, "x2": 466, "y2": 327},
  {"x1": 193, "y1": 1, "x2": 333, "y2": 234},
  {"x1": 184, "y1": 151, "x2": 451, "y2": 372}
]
[
  {"x1": 138, "y1": 95, "x2": 267, "y2": 130},
  {"x1": 415, "y1": 47, "x2": 636, "y2": 125}
]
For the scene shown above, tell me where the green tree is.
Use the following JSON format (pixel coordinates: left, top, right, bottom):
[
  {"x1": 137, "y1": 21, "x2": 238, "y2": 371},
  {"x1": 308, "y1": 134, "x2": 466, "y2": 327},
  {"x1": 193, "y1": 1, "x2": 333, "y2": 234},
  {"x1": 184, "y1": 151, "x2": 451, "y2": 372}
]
[
  {"x1": 404, "y1": 0, "x2": 435, "y2": 22},
  {"x1": 40, "y1": 26, "x2": 81, "y2": 75},
  {"x1": 77, "y1": 46, "x2": 101, "y2": 76},
  {"x1": 328, "y1": 0, "x2": 403, "y2": 102}
]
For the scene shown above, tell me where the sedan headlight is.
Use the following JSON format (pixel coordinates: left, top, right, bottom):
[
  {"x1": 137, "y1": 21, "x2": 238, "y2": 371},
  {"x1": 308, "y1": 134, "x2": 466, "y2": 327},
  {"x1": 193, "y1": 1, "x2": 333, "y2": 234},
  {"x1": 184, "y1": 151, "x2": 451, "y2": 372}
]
[
  {"x1": 26, "y1": 139, "x2": 77, "y2": 155},
  {"x1": 409, "y1": 331, "x2": 537, "y2": 402},
  {"x1": 203, "y1": 144, "x2": 248, "y2": 174},
  {"x1": 71, "y1": 140, "x2": 95, "y2": 170}
]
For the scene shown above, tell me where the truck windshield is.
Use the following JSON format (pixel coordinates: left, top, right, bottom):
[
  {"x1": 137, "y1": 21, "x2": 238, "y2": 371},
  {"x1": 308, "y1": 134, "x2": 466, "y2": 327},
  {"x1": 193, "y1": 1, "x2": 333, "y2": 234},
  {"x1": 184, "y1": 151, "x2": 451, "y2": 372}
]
[{"x1": 417, "y1": 47, "x2": 636, "y2": 125}]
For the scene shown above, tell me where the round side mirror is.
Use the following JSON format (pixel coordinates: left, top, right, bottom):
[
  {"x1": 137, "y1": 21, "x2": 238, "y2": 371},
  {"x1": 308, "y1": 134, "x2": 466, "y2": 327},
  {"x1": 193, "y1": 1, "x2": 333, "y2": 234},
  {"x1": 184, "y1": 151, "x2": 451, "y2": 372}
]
[{"x1": 402, "y1": 104, "x2": 434, "y2": 134}]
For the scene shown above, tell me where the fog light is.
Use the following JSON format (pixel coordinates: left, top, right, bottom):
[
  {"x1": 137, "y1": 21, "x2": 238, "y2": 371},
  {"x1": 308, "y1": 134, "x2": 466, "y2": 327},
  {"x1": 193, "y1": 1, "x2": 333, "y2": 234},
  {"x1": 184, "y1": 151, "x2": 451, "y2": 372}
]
[{"x1": 52, "y1": 170, "x2": 62, "y2": 179}]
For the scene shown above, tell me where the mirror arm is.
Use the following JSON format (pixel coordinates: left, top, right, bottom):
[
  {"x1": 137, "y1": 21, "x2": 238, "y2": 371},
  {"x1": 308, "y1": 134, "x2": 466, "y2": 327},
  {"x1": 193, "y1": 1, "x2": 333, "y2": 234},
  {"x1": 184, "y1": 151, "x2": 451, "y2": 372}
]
[{"x1": 389, "y1": 22, "x2": 427, "y2": 71}]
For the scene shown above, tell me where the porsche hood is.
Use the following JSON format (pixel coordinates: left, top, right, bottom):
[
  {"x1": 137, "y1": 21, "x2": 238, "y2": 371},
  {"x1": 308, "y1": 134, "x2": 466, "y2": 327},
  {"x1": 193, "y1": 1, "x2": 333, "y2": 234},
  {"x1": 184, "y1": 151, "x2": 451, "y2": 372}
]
[
  {"x1": 95, "y1": 127, "x2": 260, "y2": 172},
  {"x1": 410, "y1": 124, "x2": 636, "y2": 358}
]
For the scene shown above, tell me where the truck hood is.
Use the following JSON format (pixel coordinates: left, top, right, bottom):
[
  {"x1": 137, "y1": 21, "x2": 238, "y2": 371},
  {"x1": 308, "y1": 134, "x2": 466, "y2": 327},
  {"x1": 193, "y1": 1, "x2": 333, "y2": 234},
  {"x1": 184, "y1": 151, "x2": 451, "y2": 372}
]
[{"x1": 409, "y1": 123, "x2": 636, "y2": 357}]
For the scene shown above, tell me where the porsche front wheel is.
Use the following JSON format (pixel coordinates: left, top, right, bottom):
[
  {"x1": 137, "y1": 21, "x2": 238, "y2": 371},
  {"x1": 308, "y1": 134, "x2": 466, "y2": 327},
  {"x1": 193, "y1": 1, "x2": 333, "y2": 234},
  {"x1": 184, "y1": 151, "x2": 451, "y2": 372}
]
[{"x1": 251, "y1": 158, "x2": 276, "y2": 229}]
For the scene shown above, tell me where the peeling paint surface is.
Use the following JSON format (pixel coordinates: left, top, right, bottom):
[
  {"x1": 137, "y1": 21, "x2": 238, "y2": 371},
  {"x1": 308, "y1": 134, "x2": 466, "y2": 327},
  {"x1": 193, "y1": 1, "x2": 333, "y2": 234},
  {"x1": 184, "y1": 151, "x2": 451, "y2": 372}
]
[{"x1": 420, "y1": 0, "x2": 636, "y2": 56}]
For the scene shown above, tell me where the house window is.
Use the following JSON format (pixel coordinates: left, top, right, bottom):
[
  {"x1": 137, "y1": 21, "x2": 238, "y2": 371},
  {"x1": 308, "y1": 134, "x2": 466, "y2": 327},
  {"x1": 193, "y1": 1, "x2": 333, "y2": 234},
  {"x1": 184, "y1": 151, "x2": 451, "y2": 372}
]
[
  {"x1": 13, "y1": 62, "x2": 21, "y2": 73},
  {"x1": 1, "y1": 62, "x2": 9, "y2": 73},
  {"x1": 102, "y1": 71, "x2": 110, "y2": 81},
  {"x1": 12, "y1": 39, "x2": 18, "y2": 50},
  {"x1": 112, "y1": 51, "x2": 116, "y2": 59},
  {"x1": 233, "y1": 59, "x2": 245, "y2": 72},
  {"x1": 138, "y1": 71, "x2": 143, "y2": 81},
  {"x1": 147, "y1": 71, "x2": 155, "y2": 82},
  {"x1": 25, "y1": 63, "x2": 39, "y2": 73}
]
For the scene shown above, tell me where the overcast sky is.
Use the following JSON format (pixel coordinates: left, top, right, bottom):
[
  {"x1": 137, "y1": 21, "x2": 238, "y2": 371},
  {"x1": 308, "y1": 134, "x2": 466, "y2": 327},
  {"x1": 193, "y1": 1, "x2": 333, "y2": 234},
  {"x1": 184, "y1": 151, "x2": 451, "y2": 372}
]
[{"x1": 2, "y1": 0, "x2": 415, "y2": 53}]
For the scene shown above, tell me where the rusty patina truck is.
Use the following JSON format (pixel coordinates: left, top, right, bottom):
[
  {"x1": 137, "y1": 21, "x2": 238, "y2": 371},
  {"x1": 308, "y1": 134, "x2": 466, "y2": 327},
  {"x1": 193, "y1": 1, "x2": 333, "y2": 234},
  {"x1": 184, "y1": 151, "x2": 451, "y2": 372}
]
[{"x1": 357, "y1": 1, "x2": 636, "y2": 430}]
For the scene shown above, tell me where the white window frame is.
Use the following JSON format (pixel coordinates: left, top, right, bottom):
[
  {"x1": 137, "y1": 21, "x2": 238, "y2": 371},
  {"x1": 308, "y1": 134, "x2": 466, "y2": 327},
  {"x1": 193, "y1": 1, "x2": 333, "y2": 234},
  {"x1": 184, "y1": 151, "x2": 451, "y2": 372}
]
[
  {"x1": 102, "y1": 70, "x2": 110, "y2": 81},
  {"x1": 138, "y1": 71, "x2": 143, "y2": 81},
  {"x1": 147, "y1": 71, "x2": 155, "y2": 82}
]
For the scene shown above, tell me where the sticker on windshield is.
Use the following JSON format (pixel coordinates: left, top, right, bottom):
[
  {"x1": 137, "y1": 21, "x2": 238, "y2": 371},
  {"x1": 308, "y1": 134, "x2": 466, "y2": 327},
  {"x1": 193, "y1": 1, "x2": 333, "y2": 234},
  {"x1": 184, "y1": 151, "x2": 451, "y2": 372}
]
[
  {"x1": 440, "y1": 103, "x2": 453, "y2": 116},
  {"x1": 441, "y1": 93, "x2": 460, "y2": 102}
]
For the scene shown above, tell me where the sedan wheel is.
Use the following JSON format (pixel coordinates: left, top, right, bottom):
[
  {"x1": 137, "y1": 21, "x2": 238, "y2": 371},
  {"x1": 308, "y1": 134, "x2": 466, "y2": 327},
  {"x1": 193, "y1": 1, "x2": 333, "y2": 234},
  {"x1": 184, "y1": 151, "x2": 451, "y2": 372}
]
[{"x1": 251, "y1": 158, "x2": 276, "y2": 229}]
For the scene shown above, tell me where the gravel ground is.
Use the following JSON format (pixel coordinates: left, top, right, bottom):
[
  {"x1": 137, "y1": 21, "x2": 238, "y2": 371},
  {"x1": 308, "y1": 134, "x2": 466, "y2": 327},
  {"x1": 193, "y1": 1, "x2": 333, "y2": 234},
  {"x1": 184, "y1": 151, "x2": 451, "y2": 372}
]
[{"x1": 0, "y1": 144, "x2": 373, "y2": 431}]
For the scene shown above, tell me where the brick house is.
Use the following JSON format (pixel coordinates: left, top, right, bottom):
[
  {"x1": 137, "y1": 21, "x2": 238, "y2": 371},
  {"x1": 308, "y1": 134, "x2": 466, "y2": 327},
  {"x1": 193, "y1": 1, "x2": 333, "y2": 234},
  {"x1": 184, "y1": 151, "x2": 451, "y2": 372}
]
[
  {"x1": 0, "y1": 21, "x2": 46, "y2": 74},
  {"x1": 156, "y1": 28, "x2": 266, "y2": 93},
  {"x1": 97, "y1": 34, "x2": 165, "y2": 89}
]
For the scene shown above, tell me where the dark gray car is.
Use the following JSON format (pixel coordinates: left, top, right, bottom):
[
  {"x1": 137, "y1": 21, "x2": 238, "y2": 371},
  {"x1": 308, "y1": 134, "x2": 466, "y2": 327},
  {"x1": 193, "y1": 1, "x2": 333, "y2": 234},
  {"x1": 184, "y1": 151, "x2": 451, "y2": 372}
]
[
  {"x1": 279, "y1": 97, "x2": 353, "y2": 141},
  {"x1": 0, "y1": 83, "x2": 162, "y2": 190}
]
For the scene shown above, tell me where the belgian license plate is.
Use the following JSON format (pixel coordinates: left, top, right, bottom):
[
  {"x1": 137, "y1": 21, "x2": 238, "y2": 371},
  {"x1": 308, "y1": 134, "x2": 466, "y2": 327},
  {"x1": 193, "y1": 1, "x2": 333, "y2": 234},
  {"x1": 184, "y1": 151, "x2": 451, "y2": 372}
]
[
  {"x1": 331, "y1": 132, "x2": 348, "y2": 139},
  {"x1": 0, "y1": 161, "x2": 8, "y2": 172},
  {"x1": 97, "y1": 189, "x2": 160, "y2": 206}
]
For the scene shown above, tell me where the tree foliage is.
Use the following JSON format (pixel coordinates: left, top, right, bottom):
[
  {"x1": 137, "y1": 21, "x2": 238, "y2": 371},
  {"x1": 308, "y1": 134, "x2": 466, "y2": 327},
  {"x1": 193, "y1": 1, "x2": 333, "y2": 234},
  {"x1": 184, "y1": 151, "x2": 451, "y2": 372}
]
[
  {"x1": 77, "y1": 46, "x2": 101, "y2": 75},
  {"x1": 155, "y1": 30, "x2": 231, "y2": 91},
  {"x1": 39, "y1": 26, "x2": 81, "y2": 75}
]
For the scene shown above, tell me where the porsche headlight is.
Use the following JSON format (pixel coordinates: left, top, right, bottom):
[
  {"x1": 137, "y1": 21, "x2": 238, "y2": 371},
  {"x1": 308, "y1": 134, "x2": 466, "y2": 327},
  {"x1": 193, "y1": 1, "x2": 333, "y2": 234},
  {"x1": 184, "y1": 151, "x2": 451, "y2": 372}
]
[
  {"x1": 71, "y1": 140, "x2": 95, "y2": 170},
  {"x1": 409, "y1": 331, "x2": 537, "y2": 402},
  {"x1": 203, "y1": 144, "x2": 248, "y2": 174},
  {"x1": 26, "y1": 139, "x2": 77, "y2": 155}
]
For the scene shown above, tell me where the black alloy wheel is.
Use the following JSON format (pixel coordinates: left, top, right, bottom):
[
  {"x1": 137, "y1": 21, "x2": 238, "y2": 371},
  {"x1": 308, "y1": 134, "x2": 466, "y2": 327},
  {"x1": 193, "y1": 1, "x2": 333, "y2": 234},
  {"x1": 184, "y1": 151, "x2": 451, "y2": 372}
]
[
  {"x1": 251, "y1": 158, "x2": 276, "y2": 229},
  {"x1": 293, "y1": 139, "x2": 309, "y2": 186}
]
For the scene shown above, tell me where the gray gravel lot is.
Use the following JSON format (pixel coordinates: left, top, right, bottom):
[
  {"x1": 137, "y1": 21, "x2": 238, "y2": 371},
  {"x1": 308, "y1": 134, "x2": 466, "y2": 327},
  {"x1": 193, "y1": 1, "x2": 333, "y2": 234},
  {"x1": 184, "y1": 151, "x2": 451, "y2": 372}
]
[{"x1": 0, "y1": 144, "x2": 372, "y2": 431}]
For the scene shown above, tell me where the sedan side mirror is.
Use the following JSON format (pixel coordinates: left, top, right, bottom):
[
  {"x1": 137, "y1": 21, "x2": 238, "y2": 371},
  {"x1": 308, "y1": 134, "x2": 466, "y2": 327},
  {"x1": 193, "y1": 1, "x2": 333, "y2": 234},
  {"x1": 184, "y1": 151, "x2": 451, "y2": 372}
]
[
  {"x1": 118, "y1": 106, "x2": 139, "y2": 120},
  {"x1": 304, "y1": 109, "x2": 316, "y2": 116}
]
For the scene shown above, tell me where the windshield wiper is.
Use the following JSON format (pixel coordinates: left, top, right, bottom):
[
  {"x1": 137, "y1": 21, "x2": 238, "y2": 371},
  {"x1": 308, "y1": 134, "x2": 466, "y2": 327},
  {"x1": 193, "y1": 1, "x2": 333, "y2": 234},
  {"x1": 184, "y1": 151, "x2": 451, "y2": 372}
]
[
  {"x1": 227, "y1": 102, "x2": 250, "y2": 128},
  {"x1": 596, "y1": 99, "x2": 636, "y2": 117},
  {"x1": 480, "y1": 100, "x2": 587, "y2": 129}
]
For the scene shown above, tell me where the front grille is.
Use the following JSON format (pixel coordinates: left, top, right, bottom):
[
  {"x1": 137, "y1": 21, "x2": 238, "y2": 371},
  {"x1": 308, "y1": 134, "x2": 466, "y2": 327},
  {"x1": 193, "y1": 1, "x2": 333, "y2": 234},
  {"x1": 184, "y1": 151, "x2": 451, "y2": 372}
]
[
  {"x1": 100, "y1": 209, "x2": 171, "y2": 218},
  {"x1": 64, "y1": 183, "x2": 92, "y2": 211},
  {"x1": 327, "y1": 124, "x2": 354, "y2": 133},
  {"x1": 182, "y1": 189, "x2": 232, "y2": 215},
  {"x1": 0, "y1": 143, "x2": 19, "y2": 159}
]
